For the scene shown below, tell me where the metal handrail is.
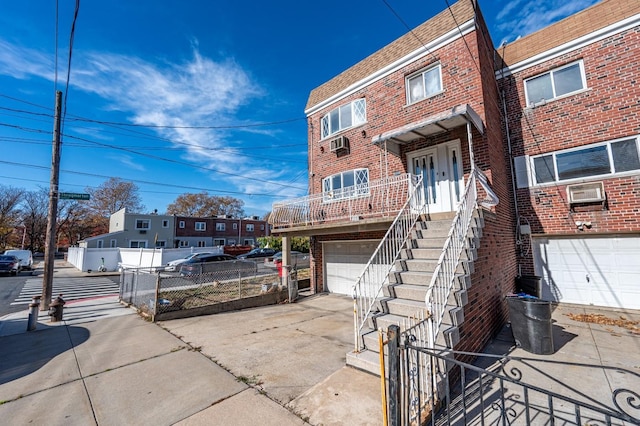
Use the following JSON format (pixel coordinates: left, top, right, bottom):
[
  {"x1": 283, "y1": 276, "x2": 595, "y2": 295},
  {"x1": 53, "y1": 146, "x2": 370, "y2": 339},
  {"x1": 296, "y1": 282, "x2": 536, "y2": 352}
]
[
  {"x1": 352, "y1": 175, "x2": 426, "y2": 352},
  {"x1": 424, "y1": 169, "x2": 481, "y2": 349},
  {"x1": 269, "y1": 174, "x2": 416, "y2": 229}
]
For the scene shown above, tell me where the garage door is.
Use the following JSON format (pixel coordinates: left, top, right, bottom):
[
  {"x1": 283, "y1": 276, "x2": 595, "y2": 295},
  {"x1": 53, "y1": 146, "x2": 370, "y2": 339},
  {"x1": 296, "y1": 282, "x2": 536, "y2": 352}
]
[
  {"x1": 533, "y1": 236, "x2": 640, "y2": 309},
  {"x1": 324, "y1": 241, "x2": 379, "y2": 295}
]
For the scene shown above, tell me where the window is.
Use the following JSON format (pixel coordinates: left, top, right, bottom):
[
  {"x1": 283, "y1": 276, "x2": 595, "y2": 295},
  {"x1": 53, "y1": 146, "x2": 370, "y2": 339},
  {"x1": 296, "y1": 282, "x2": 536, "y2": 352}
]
[
  {"x1": 407, "y1": 64, "x2": 442, "y2": 104},
  {"x1": 216, "y1": 223, "x2": 225, "y2": 231},
  {"x1": 322, "y1": 168, "x2": 369, "y2": 201},
  {"x1": 246, "y1": 224, "x2": 254, "y2": 232},
  {"x1": 162, "y1": 220, "x2": 169, "y2": 228},
  {"x1": 232, "y1": 223, "x2": 238, "y2": 230},
  {"x1": 135, "y1": 219, "x2": 150, "y2": 229},
  {"x1": 214, "y1": 238, "x2": 225, "y2": 246},
  {"x1": 130, "y1": 240, "x2": 147, "y2": 248},
  {"x1": 179, "y1": 240, "x2": 189, "y2": 247},
  {"x1": 97, "y1": 240, "x2": 103, "y2": 248},
  {"x1": 260, "y1": 224, "x2": 265, "y2": 230},
  {"x1": 156, "y1": 240, "x2": 166, "y2": 248},
  {"x1": 321, "y1": 99, "x2": 366, "y2": 139},
  {"x1": 244, "y1": 239, "x2": 254, "y2": 246},
  {"x1": 530, "y1": 137, "x2": 640, "y2": 185},
  {"x1": 179, "y1": 221, "x2": 185, "y2": 229},
  {"x1": 227, "y1": 239, "x2": 236, "y2": 245},
  {"x1": 195, "y1": 222, "x2": 206, "y2": 231},
  {"x1": 524, "y1": 60, "x2": 586, "y2": 106},
  {"x1": 110, "y1": 239, "x2": 117, "y2": 248},
  {"x1": 197, "y1": 241, "x2": 206, "y2": 247}
]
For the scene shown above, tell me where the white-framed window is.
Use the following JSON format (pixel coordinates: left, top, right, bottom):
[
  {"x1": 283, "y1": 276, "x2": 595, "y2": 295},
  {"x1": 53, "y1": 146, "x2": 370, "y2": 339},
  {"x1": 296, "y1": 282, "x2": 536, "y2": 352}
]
[
  {"x1": 321, "y1": 99, "x2": 366, "y2": 139},
  {"x1": 179, "y1": 221, "x2": 185, "y2": 228},
  {"x1": 156, "y1": 240, "x2": 166, "y2": 248},
  {"x1": 214, "y1": 238, "x2": 225, "y2": 246},
  {"x1": 135, "y1": 219, "x2": 150, "y2": 229},
  {"x1": 179, "y1": 240, "x2": 189, "y2": 247},
  {"x1": 197, "y1": 240, "x2": 206, "y2": 247},
  {"x1": 110, "y1": 239, "x2": 117, "y2": 248},
  {"x1": 246, "y1": 224, "x2": 254, "y2": 232},
  {"x1": 516, "y1": 136, "x2": 640, "y2": 187},
  {"x1": 162, "y1": 220, "x2": 169, "y2": 228},
  {"x1": 406, "y1": 64, "x2": 442, "y2": 104},
  {"x1": 130, "y1": 240, "x2": 147, "y2": 248},
  {"x1": 97, "y1": 240, "x2": 103, "y2": 248},
  {"x1": 195, "y1": 222, "x2": 206, "y2": 231},
  {"x1": 216, "y1": 223, "x2": 225, "y2": 231},
  {"x1": 232, "y1": 223, "x2": 238, "y2": 230},
  {"x1": 524, "y1": 60, "x2": 586, "y2": 107},
  {"x1": 322, "y1": 168, "x2": 370, "y2": 201},
  {"x1": 244, "y1": 239, "x2": 254, "y2": 246},
  {"x1": 228, "y1": 239, "x2": 236, "y2": 245},
  {"x1": 260, "y1": 224, "x2": 265, "y2": 230}
]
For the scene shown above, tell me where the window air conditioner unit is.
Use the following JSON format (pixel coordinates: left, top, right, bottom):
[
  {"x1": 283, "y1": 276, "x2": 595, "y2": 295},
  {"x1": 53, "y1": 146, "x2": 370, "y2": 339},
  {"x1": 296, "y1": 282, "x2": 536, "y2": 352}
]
[
  {"x1": 567, "y1": 181, "x2": 606, "y2": 204},
  {"x1": 139, "y1": 230, "x2": 147, "y2": 234},
  {"x1": 330, "y1": 136, "x2": 347, "y2": 152}
]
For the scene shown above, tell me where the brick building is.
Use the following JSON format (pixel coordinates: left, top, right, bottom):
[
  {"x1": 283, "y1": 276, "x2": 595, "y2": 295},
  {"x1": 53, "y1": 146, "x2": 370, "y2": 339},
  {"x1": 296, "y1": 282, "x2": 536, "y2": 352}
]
[
  {"x1": 270, "y1": 0, "x2": 640, "y2": 369},
  {"x1": 174, "y1": 215, "x2": 269, "y2": 248}
]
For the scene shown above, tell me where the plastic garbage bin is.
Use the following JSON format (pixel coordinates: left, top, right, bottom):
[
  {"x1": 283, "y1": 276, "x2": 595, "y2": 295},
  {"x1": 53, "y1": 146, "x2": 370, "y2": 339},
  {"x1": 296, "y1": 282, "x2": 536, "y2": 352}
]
[
  {"x1": 506, "y1": 295, "x2": 554, "y2": 354},
  {"x1": 515, "y1": 275, "x2": 542, "y2": 298}
]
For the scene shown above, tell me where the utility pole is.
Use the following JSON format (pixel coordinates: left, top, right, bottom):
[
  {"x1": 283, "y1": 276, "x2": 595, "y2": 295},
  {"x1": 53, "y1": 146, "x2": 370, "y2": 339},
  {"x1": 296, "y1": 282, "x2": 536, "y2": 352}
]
[{"x1": 41, "y1": 90, "x2": 62, "y2": 311}]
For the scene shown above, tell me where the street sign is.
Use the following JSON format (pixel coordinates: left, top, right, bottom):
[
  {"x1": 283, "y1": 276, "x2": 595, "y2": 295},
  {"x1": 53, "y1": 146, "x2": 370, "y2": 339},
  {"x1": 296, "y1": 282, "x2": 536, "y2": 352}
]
[{"x1": 59, "y1": 192, "x2": 90, "y2": 200}]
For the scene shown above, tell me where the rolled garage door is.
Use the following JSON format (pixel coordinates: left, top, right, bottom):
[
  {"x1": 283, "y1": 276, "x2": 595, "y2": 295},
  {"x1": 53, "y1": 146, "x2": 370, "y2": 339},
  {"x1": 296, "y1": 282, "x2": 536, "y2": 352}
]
[
  {"x1": 323, "y1": 241, "x2": 379, "y2": 295},
  {"x1": 532, "y1": 235, "x2": 640, "y2": 309}
]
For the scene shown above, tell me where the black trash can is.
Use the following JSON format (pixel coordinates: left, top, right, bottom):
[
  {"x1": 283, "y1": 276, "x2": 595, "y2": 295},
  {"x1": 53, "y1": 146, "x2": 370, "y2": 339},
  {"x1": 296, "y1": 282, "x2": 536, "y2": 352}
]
[
  {"x1": 515, "y1": 275, "x2": 542, "y2": 298},
  {"x1": 506, "y1": 296, "x2": 554, "y2": 354}
]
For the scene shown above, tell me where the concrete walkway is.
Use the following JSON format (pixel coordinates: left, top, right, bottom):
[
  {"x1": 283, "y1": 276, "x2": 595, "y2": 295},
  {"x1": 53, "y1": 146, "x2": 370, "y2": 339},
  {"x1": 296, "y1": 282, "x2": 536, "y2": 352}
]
[{"x1": 1, "y1": 261, "x2": 638, "y2": 424}]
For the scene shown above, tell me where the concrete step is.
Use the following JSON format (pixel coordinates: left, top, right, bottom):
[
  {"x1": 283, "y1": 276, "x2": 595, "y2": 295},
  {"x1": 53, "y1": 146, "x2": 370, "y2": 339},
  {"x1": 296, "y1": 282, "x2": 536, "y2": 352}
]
[
  {"x1": 384, "y1": 283, "x2": 427, "y2": 302},
  {"x1": 401, "y1": 247, "x2": 442, "y2": 260},
  {"x1": 411, "y1": 236, "x2": 448, "y2": 249},
  {"x1": 415, "y1": 219, "x2": 453, "y2": 231},
  {"x1": 384, "y1": 298, "x2": 428, "y2": 318},
  {"x1": 346, "y1": 349, "x2": 385, "y2": 376},
  {"x1": 390, "y1": 270, "x2": 431, "y2": 286},
  {"x1": 397, "y1": 258, "x2": 438, "y2": 273}
]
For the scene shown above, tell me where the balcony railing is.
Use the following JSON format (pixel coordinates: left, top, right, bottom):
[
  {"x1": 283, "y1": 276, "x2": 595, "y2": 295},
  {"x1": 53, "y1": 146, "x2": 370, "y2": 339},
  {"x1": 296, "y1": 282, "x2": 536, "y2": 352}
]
[{"x1": 269, "y1": 174, "x2": 418, "y2": 229}]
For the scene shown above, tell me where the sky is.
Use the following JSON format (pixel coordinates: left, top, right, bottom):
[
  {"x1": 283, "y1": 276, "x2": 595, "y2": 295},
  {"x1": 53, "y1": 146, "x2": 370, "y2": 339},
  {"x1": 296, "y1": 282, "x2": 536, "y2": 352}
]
[{"x1": 0, "y1": 0, "x2": 599, "y2": 217}]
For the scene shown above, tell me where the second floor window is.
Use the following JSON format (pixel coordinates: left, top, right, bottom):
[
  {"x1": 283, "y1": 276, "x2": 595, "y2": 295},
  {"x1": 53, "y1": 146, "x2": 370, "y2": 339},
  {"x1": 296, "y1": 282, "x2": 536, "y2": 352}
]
[
  {"x1": 233, "y1": 223, "x2": 238, "y2": 230},
  {"x1": 195, "y1": 222, "x2": 206, "y2": 231},
  {"x1": 162, "y1": 220, "x2": 169, "y2": 228},
  {"x1": 135, "y1": 219, "x2": 150, "y2": 229},
  {"x1": 407, "y1": 64, "x2": 442, "y2": 104},
  {"x1": 321, "y1": 99, "x2": 366, "y2": 139},
  {"x1": 322, "y1": 168, "x2": 369, "y2": 201},
  {"x1": 216, "y1": 223, "x2": 225, "y2": 231},
  {"x1": 246, "y1": 224, "x2": 254, "y2": 232},
  {"x1": 179, "y1": 221, "x2": 185, "y2": 228},
  {"x1": 524, "y1": 60, "x2": 586, "y2": 106}
]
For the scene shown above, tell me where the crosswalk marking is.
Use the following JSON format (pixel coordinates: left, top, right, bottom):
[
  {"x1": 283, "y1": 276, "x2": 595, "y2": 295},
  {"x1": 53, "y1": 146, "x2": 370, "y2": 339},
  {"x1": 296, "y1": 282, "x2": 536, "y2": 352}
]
[{"x1": 11, "y1": 277, "x2": 120, "y2": 305}]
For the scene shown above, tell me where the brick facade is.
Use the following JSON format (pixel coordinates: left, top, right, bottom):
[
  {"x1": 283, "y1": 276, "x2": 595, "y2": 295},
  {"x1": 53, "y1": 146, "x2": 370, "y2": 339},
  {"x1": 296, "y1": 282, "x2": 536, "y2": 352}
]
[{"x1": 174, "y1": 216, "x2": 268, "y2": 248}]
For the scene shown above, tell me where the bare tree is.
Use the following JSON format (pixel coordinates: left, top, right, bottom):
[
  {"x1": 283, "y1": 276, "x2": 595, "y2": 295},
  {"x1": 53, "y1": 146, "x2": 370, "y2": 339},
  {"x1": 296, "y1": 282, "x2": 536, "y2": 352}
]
[
  {"x1": 21, "y1": 188, "x2": 49, "y2": 252},
  {"x1": 166, "y1": 192, "x2": 245, "y2": 218},
  {"x1": 85, "y1": 178, "x2": 145, "y2": 222},
  {"x1": 0, "y1": 185, "x2": 24, "y2": 250}
]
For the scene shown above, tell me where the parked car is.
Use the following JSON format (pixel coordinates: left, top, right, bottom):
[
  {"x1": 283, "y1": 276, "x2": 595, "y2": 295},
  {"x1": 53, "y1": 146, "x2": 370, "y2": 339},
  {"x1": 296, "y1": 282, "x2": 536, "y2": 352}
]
[
  {"x1": 165, "y1": 252, "x2": 215, "y2": 272},
  {"x1": 4, "y1": 249, "x2": 33, "y2": 270},
  {"x1": 0, "y1": 255, "x2": 20, "y2": 276},
  {"x1": 264, "y1": 251, "x2": 310, "y2": 269},
  {"x1": 179, "y1": 254, "x2": 256, "y2": 276},
  {"x1": 237, "y1": 248, "x2": 277, "y2": 260}
]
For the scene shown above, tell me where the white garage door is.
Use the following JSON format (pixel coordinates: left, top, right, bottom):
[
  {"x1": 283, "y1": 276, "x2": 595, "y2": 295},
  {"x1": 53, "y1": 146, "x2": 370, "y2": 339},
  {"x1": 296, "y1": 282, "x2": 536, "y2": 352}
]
[
  {"x1": 324, "y1": 241, "x2": 379, "y2": 295},
  {"x1": 533, "y1": 236, "x2": 640, "y2": 309}
]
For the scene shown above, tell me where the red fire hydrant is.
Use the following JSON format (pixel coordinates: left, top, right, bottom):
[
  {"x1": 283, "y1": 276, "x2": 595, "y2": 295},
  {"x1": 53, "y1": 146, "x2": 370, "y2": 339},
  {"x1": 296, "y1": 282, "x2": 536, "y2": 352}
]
[{"x1": 49, "y1": 294, "x2": 65, "y2": 322}]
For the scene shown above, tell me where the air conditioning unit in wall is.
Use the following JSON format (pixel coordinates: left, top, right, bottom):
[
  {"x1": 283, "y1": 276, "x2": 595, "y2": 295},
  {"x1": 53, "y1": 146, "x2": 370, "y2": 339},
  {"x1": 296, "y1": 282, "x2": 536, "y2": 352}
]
[
  {"x1": 567, "y1": 181, "x2": 606, "y2": 204},
  {"x1": 330, "y1": 136, "x2": 348, "y2": 152},
  {"x1": 139, "y1": 230, "x2": 147, "y2": 234}
]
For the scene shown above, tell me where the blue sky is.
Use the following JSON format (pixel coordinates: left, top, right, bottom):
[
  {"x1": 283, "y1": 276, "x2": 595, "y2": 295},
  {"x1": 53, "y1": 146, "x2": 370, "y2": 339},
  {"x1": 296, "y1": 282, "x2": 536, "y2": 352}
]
[{"x1": 0, "y1": 0, "x2": 598, "y2": 217}]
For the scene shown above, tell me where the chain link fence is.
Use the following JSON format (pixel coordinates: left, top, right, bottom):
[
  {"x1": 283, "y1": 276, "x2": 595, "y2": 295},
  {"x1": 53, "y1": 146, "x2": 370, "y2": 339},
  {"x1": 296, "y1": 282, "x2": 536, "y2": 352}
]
[{"x1": 120, "y1": 260, "x2": 306, "y2": 320}]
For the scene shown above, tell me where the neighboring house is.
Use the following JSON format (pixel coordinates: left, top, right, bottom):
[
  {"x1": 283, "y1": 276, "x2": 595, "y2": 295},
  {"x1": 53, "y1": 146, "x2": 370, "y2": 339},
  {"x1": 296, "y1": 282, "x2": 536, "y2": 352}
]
[
  {"x1": 174, "y1": 215, "x2": 269, "y2": 248},
  {"x1": 270, "y1": 0, "x2": 640, "y2": 372},
  {"x1": 81, "y1": 208, "x2": 174, "y2": 249}
]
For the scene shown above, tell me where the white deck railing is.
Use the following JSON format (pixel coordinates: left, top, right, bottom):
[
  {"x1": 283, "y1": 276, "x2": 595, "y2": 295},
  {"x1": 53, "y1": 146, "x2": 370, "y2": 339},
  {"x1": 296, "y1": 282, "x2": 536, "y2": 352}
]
[
  {"x1": 352, "y1": 175, "x2": 426, "y2": 352},
  {"x1": 269, "y1": 174, "x2": 417, "y2": 229}
]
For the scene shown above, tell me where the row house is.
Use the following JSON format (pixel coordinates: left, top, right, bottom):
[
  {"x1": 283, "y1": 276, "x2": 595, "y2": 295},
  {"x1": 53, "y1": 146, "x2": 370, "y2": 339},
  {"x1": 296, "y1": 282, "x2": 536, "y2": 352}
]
[
  {"x1": 82, "y1": 209, "x2": 269, "y2": 249},
  {"x1": 269, "y1": 0, "x2": 640, "y2": 373}
]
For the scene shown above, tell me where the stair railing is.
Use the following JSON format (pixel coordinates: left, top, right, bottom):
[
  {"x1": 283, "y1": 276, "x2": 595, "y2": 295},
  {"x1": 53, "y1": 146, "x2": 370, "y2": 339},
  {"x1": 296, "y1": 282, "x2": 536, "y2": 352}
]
[
  {"x1": 352, "y1": 175, "x2": 426, "y2": 352},
  {"x1": 424, "y1": 168, "x2": 481, "y2": 349}
]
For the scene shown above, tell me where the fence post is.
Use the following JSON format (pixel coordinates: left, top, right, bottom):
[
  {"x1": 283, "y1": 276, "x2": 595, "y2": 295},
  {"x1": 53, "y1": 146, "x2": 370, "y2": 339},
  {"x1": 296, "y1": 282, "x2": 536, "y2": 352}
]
[
  {"x1": 152, "y1": 272, "x2": 160, "y2": 322},
  {"x1": 388, "y1": 324, "x2": 401, "y2": 426}
]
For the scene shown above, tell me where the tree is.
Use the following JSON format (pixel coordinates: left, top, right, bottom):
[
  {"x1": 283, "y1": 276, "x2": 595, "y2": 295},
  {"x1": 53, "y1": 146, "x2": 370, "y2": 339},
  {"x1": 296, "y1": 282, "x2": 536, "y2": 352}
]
[
  {"x1": 21, "y1": 188, "x2": 49, "y2": 252},
  {"x1": 166, "y1": 192, "x2": 245, "y2": 218},
  {"x1": 0, "y1": 185, "x2": 24, "y2": 250},
  {"x1": 257, "y1": 236, "x2": 309, "y2": 253},
  {"x1": 85, "y1": 178, "x2": 145, "y2": 224}
]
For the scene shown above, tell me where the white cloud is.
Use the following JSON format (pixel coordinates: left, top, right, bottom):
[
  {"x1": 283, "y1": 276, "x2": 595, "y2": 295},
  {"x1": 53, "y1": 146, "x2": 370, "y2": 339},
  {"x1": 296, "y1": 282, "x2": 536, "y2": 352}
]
[{"x1": 494, "y1": 0, "x2": 599, "y2": 44}]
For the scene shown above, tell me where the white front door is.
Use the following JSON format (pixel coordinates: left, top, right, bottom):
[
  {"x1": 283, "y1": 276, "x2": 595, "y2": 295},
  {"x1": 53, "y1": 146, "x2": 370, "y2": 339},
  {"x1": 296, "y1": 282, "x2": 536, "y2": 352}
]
[{"x1": 409, "y1": 140, "x2": 463, "y2": 213}]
